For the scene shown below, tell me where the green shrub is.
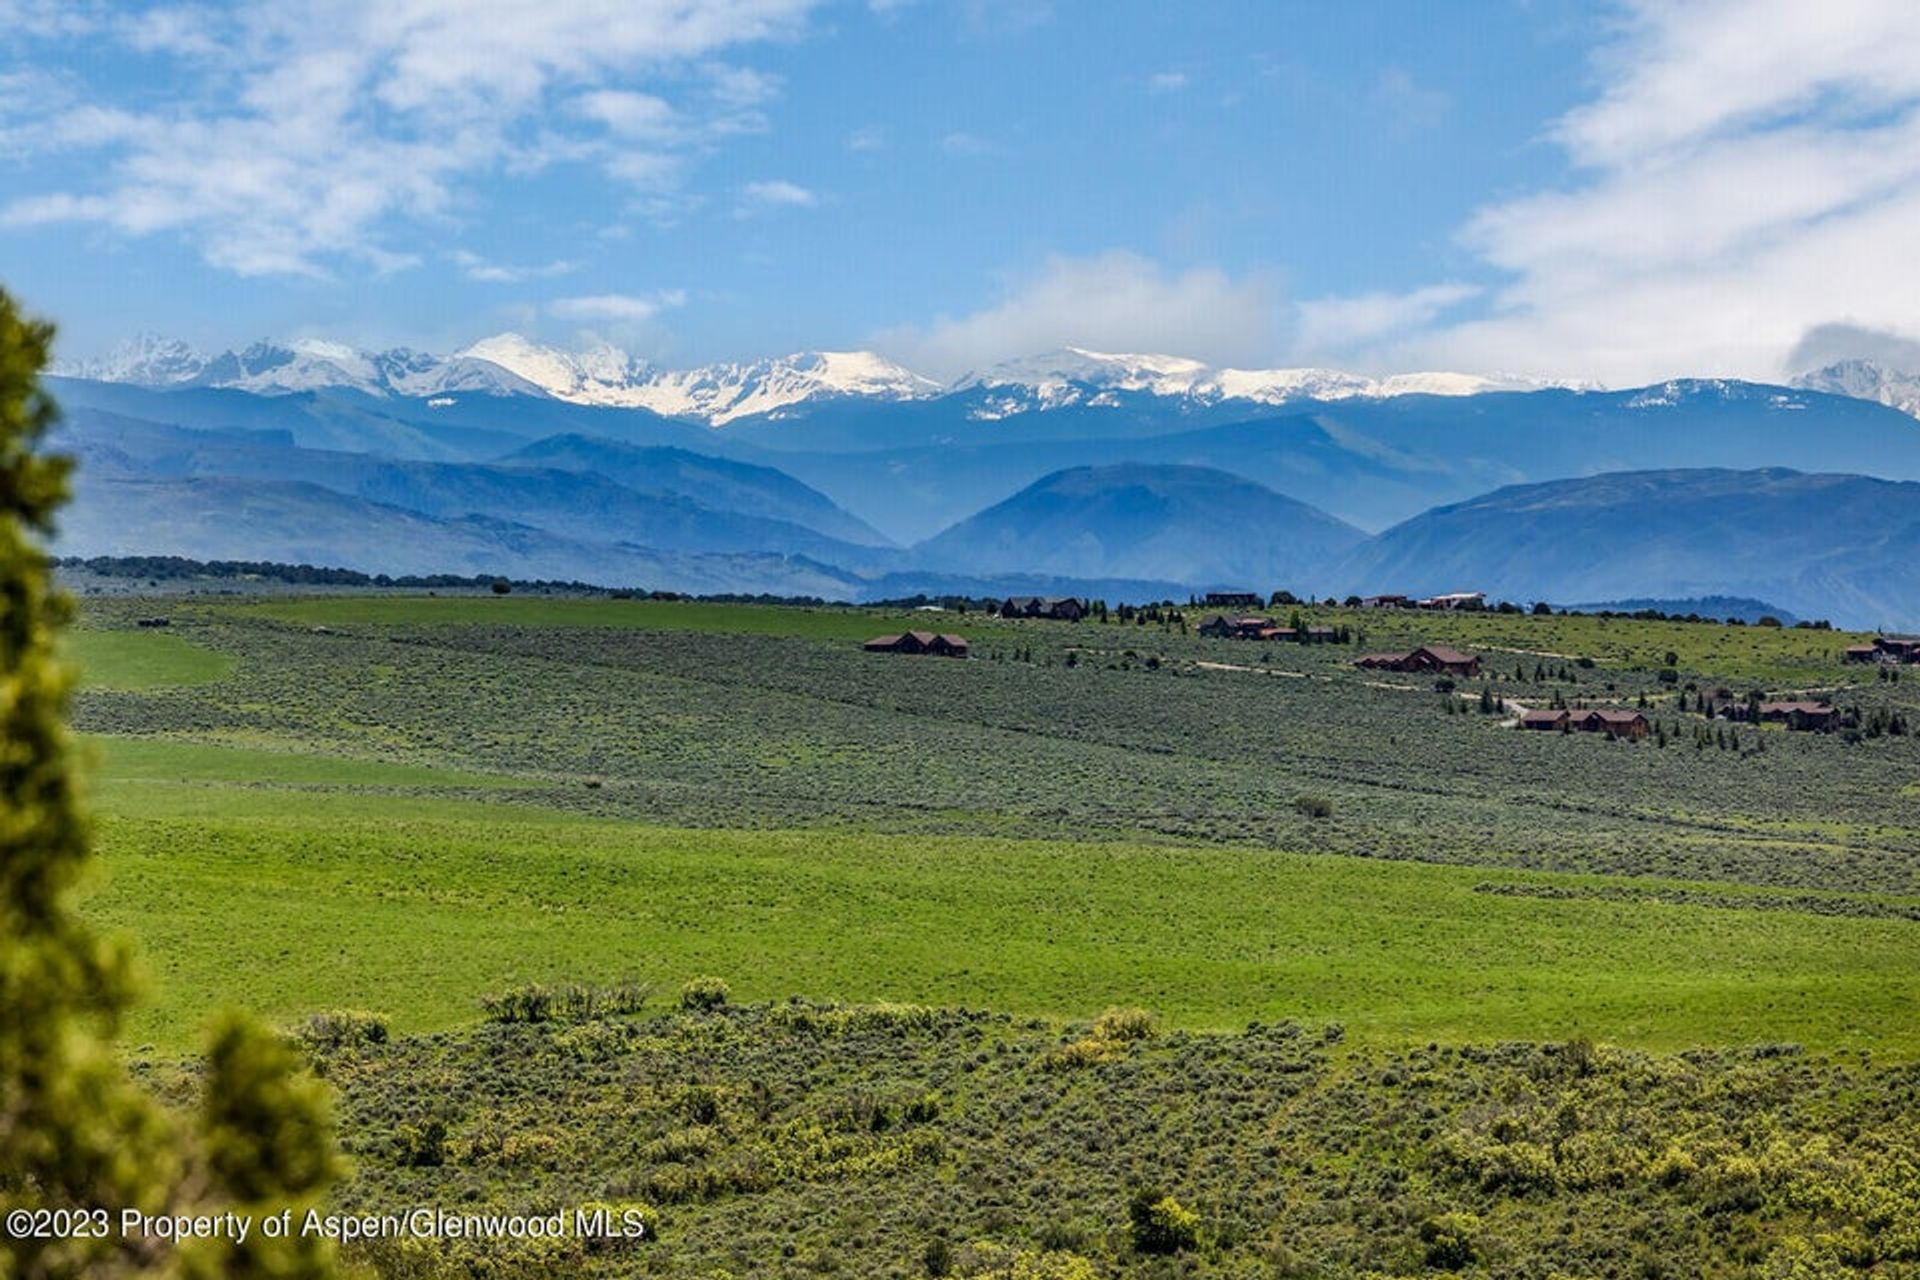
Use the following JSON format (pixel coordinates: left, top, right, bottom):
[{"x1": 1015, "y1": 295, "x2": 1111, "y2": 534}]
[
  {"x1": 1293, "y1": 795, "x2": 1333, "y2": 820},
  {"x1": 680, "y1": 975, "x2": 732, "y2": 1011},
  {"x1": 393, "y1": 1118, "x2": 447, "y2": 1168},
  {"x1": 1420, "y1": 1211, "x2": 1482, "y2": 1269},
  {"x1": 1092, "y1": 1006, "x2": 1155, "y2": 1042},
  {"x1": 1128, "y1": 1189, "x2": 1199, "y2": 1254},
  {"x1": 297, "y1": 1009, "x2": 390, "y2": 1053}
]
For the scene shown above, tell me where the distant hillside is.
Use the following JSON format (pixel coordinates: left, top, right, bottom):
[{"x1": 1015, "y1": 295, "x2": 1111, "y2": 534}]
[
  {"x1": 52, "y1": 410, "x2": 892, "y2": 569},
  {"x1": 915, "y1": 463, "x2": 1364, "y2": 588},
  {"x1": 501, "y1": 434, "x2": 891, "y2": 547},
  {"x1": 756, "y1": 379, "x2": 1920, "y2": 542},
  {"x1": 1562, "y1": 596, "x2": 1799, "y2": 625},
  {"x1": 1331, "y1": 468, "x2": 1920, "y2": 629},
  {"x1": 52, "y1": 477, "x2": 866, "y2": 598}
]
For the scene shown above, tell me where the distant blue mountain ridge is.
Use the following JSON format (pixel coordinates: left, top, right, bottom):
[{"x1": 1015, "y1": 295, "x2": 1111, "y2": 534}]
[{"x1": 42, "y1": 371, "x2": 1920, "y2": 628}]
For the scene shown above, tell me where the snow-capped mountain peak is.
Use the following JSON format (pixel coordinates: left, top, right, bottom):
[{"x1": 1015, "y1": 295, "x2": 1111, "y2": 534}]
[
  {"x1": 60, "y1": 329, "x2": 1584, "y2": 426},
  {"x1": 454, "y1": 334, "x2": 939, "y2": 424},
  {"x1": 1793, "y1": 359, "x2": 1920, "y2": 421},
  {"x1": 953, "y1": 349, "x2": 1554, "y2": 418},
  {"x1": 56, "y1": 332, "x2": 209, "y2": 386}
]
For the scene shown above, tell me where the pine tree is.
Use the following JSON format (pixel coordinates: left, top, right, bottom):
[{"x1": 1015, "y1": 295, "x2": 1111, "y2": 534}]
[{"x1": 0, "y1": 288, "x2": 342, "y2": 1279}]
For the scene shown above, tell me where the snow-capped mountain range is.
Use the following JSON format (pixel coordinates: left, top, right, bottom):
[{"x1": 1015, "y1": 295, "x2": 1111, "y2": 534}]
[
  {"x1": 64, "y1": 333, "x2": 1860, "y2": 428},
  {"x1": 952, "y1": 348, "x2": 1561, "y2": 418}
]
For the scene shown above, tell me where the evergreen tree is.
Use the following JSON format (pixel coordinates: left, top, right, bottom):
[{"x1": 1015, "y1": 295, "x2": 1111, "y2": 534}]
[{"x1": 0, "y1": 289, "x2": 342, "y2": 1279}]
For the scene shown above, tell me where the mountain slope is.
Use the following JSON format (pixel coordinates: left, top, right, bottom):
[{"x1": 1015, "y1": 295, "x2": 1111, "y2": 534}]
[
  {"x1": 51, "y1": 409, "x2": 892, "y2": 567},
  {"x1": 52, "y1": 477, "x2": 866, "y2": 596},
  {"x1": 915, "y1": 463, "x2": 1365, "y2": 588},
  {"x1": 500, "y1": 434, "x2": 890, "y2": 546},
  {"x1": 1331, "y1": 468, "x2": 1920, "y2": 629},
  {"x1": 756, "y1": 379, "x2": 1920, "y2": 541}
]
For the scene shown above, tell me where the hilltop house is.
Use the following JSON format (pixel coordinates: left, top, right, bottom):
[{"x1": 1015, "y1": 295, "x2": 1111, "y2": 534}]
[
  {"x1": 1757, "y1": 700, "x2": 1836, "y2": 730},
  {"x1": 1199, "y1": 614, "x2": 1274, "y2": 639},
  {"x1": 1576, "y1": 709, "x2": 1651, "y2": 739},
  {"x1": 1847, "y1": 636, "x2": 1920, "y2": 664},
  {"x1": 864, "y1": 631, "x2": 970, "y2": 658},
  {"x1": 1419, "y1": 592, "x2": 1486, "y2": 610},
  {"x1": 1204, "y1": 591, "x2": 1264, "y2": 608},
  {"x1": 1361, "y1": 594, "x2": 1411, "y2": 609},
  {"x1": 1354, "y1": 645, "x2": 1482, "y2": 677},
  {"x1": 1520, "y1": 707, "x2": 1649, "y2": 738},
  {"x1": 1000, "y1": 596, "x2": 1085, "y2": 621}
]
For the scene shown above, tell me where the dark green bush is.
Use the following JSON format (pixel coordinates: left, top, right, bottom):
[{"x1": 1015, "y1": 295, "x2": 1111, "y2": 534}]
[
  {"x1": 680, "y1": 976, "x2": 732, "y2": 1011},
  {"x1": 1127, "y1": 1189, "x2": 1198, "y2": 1255}
]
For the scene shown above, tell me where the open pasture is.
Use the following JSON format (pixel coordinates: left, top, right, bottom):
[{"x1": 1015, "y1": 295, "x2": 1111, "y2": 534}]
[{"x1": 64, "y1": 594, "x2": 1920, "y2": 1060}]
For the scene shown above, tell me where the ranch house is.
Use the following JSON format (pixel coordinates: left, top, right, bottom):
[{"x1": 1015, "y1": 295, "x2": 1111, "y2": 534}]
[
  {"x1": 1847, "y1": 636, "x2": 1920, "y2": 664},
  {"x1": 864, "y1": 631, "x2": 970, "y2": 658},
  {"x1": 1000, "y1": 596, "x2": 1086, "y2": 621},
  {"x1": 1577, "y1": 709, "x2": 1651, "y2": 739},
  {"x1": 1353, "y1": 645, "x2": 1483, "y2": 677},
  {"x1": 1757, "y1": 700, "x2": 1835, "y2": 730}
]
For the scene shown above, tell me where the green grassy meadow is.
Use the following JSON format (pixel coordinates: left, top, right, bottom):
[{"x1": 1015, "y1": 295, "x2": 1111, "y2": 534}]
[
  {"x1": 64, "y1": 595, "x2": 1920, "y2": 1058},
  {"x1": 84, "y1": 772, "x2": 1920, "y2": 1053},
  {"x1": 64, "y1": 593, "x2": 1920, "y2": 1277}
]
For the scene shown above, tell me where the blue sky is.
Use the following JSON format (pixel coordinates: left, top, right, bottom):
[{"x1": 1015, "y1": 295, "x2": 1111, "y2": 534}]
[{"x1": 6, "y1": 0, "x2": 1920, "y2": 384}]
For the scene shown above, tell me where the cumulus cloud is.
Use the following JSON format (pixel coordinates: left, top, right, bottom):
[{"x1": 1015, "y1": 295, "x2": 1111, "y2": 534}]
[
  {"x1": 548, "y1": 290, "x2": 686, "y2": 323},
  {"x1": 875, "y1": 250, "x2": 1284, "y2": 380},
  {"x1": 1374, "y1": 0, "x2": 1920, "y2": 385},
  {"x1": 1785, "y1": 322, "x2": 1920, "y2": 375},
  {"x1": 0, "y1": 0, "x2": 818, "y2": 275},
  {"x1": 741, "y1": 178, "x2": 819, "y2": 208},
  {"x1": 1295, "y1": 283, "x2": 1478, "y2": 356},
  {"x1": 451, "y1": 250, "x2": 578, "y2": 284}
]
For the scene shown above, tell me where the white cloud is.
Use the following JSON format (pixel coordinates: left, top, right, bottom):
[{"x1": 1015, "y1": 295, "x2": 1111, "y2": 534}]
[
  {"x1": 742, "y1": 178, "x2": 819, "y2": 207},
  {"x1": 844, "y1": 124, "x2": 886, "y2": 152},
  {"x1": 941, "y1": 130, "x2": 992, "y2": 156},
  {"x1": 548, "y1": 290, "x2": 686, "y2": 323},
  {"x1": 876, "y1": 250, "x2": 1284, "y2": 380},
  {"x1": 0, "y1": 0, "x2": 819, "y2": 275},
  {"x1": 1368, "y1": 0, "x2": 1920, "y2": 385},
  {"x1": 1786, "y1": 322, "x2": 1920, "y2": 374},
  {"x1": 1295, "y1": 283, "x2": 1478, "y2": 355},
  {"x1": 451, "y1": 250, "x2": 578, "y2": 283},
  {"x1": 572, "y1": 89, "x2": 681, "y2": 141},
  {"x1": 1147, "y1": 71, "x2": 1188, "y2": 94}
]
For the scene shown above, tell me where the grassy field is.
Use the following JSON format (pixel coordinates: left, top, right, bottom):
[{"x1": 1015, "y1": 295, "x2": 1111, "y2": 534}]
[
  {"x1": 63, "y1": 592, "x2": 1920, "y2": 1277},
  {"x1": 85, "y1": 772, "x2": 1920, "y2": 1054},
  {"x1": 62, "y1": 594, "x2": 1920, "y2": 1061},
  {"x1": 65, "y1": 626, "x2": 233, "y2": 688},
  {"x1": 249, "y1": 593, "x2": 1020, "y2": 642}
]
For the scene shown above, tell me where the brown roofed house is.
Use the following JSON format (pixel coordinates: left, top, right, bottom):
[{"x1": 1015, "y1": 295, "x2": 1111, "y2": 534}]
[
  {"x1": 1000, "y1": 596, "x2": 1085, "y2": 621},
  {"x1": 1575, "y1": 709, "x2": 1651, "y2": 739},
  {"x1": 1352, "y1": 645, "x2": 1481, "y2": 676},
  {"x1": 1519, "y1": 709, "x2": 1570, "y2": 730},
  {"x1": 1757, "y1": 700, "x2": 1834, "y2": 730},
  {"x1": 864, "y1": 630, "x2": 970, "y2": 658}
]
